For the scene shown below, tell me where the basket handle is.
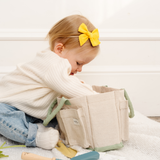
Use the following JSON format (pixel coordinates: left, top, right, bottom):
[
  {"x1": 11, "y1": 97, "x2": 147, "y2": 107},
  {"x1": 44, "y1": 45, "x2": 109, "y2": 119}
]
[
  {"x1": 43, "y1": 97, "x2": 71, "y2": 126},
  {"x1": 122, "y1": 88, "x2": 135, "y2": 118}
]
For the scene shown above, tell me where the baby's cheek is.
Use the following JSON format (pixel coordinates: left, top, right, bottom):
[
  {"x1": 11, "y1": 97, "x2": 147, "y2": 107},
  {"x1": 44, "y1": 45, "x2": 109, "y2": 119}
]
[{"x1": 72, "y1": 67, "x2": 76, "y2": 72}]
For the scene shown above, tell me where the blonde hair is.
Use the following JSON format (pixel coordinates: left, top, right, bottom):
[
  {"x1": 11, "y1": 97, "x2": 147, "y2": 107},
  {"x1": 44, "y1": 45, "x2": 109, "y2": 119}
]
[{"x1": 46, "y1": 15, "x2": 100, "y2": 53}]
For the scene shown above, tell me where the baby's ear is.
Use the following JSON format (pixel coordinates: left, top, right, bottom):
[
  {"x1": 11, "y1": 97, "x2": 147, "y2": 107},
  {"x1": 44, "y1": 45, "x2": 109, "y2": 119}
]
[{"x1": 54, "y1": 43, "x2": 64, "y2": 56}]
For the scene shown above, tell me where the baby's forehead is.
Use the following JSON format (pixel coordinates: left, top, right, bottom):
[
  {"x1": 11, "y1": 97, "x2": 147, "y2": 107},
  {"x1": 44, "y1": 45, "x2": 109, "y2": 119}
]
[
  {"x1": 76, "y1": 47, "x2": 98, "y2": 55},
  {"x1": 76, "y1": 50, "x2": 97, "y2": 63}
]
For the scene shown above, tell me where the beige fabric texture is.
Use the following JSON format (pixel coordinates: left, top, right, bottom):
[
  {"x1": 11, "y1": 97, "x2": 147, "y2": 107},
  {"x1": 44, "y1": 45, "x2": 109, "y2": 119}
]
[{"x1": 56, "y1": 86, "x2": 129, "y2": 149}]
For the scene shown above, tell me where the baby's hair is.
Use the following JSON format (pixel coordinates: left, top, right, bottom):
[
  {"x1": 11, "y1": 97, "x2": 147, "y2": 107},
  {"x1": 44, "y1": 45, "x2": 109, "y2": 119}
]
[{"x1": 46, "y1": 14, "x2": 100, "y2": 54}]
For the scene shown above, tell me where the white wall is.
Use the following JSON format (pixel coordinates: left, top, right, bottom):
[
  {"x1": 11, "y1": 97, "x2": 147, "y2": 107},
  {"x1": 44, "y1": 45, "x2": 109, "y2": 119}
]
[{"x1": 0, "y1": 0, "x2": 160, "y2": 116}]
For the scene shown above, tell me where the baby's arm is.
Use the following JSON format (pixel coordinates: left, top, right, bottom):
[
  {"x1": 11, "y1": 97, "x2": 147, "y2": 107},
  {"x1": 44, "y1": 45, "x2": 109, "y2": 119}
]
[{"x1": 44, "y1": 58, "x2": 97, "y2": 98}]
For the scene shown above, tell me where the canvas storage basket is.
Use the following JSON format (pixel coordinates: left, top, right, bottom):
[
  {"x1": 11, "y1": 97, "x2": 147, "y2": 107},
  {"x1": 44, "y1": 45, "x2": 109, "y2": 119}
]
[{"x1": 43, "y1": 85, "x2": 134, "y2": 152}]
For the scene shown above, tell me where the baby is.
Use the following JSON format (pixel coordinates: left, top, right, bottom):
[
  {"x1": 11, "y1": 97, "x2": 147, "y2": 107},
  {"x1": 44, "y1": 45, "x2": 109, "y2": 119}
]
[{"x1": 0, "y1": 14, "x2": 100, "y2": 149}]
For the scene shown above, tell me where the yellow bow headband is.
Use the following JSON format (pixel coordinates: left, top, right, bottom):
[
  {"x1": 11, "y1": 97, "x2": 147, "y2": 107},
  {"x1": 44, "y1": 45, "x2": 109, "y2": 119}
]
[{"x1": 78, "y1": 23, "x2": 100, "y2": 47}]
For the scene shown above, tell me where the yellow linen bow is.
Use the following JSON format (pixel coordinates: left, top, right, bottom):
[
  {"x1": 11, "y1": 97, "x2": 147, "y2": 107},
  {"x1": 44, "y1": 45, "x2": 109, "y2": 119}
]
[{"x1": 78, "y1": 23, "x2": 100, "y2": 47}]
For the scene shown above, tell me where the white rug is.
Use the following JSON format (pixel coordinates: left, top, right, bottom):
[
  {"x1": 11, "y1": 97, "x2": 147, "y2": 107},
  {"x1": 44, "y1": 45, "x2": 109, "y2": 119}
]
[{"x1": 0, "y1": 111, "x2": 160, "y2": 160}]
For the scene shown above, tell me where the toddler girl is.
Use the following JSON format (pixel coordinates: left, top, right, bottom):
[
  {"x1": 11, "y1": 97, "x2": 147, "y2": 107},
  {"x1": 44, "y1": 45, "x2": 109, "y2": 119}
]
[{"x1": 0, "y1": 15, "x2": 100, "y2": 150}]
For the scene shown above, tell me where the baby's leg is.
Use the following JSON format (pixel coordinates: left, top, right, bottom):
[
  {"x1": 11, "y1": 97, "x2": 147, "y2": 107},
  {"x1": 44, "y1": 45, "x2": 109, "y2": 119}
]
[
  {"x1": 0, "y1": 103, "x2": 59, "y2": 149},
  {"x1": 0, "y1": 103, "x2": 38, "y2": 147}
]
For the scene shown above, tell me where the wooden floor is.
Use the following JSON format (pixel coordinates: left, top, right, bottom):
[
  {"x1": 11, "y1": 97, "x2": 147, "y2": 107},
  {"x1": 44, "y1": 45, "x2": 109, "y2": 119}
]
[{"x1": 148, "y1": 116, "x2": 160, "y2": 123}]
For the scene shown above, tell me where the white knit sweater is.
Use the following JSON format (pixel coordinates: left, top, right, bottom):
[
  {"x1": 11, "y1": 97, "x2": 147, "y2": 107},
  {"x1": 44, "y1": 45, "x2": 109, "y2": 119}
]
[{"x1": 0, "y1": 48, "x2": 96, "y2": 120}]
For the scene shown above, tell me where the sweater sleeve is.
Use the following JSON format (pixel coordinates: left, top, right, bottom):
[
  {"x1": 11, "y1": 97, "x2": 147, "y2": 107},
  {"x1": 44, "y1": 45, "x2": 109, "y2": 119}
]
[{"x1": 44, "y1": 58, "x2": 97, "y2": 98}]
